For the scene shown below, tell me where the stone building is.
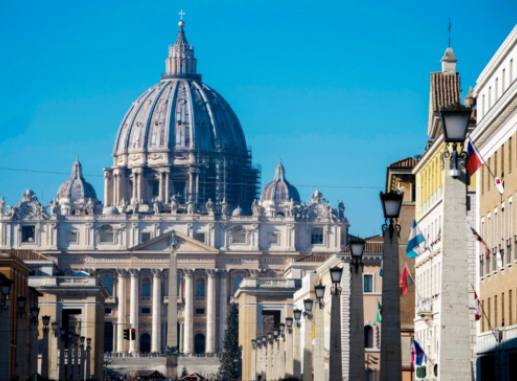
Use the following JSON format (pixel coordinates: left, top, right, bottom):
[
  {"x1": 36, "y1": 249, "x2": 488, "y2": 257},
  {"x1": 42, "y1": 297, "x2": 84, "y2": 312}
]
[
  {"x1": 470, "y1": 24, "x2": 517, "y2": 381},
  {"x1": 0, "y1": 19, "x2": 349, "y2": 376},
  {"x1": 412, "y1": 46, "x2": 478, "y2": 379}
]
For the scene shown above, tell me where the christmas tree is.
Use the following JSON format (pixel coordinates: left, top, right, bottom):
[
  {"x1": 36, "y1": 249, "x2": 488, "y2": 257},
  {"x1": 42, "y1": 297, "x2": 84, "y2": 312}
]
[{"x1": 218, "y1": 303, "x2": 241, "y2": 380}]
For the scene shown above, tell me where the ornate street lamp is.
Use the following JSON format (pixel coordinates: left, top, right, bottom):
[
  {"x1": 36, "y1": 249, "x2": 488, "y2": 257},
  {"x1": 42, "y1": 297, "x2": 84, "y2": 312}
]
[
  {"x1": 303, "y1": 298, "x2": 313, "y2": 319},
  {"x1": 251, "y1": 339, "x2": 257, "y2": 349},
  {"x1": 267, "y1": 333, "x2": 274, "y2": 343},
  {"x1": 285, "y1": 317, "x2": 294, "y2": 333},
  {"x1": 261, "y1": 336, "x2": 267, "y2": 346},
  {"x1": 329, "y1": 266, "x2": 343, "y2": 295},
  {"x1": 30, "y1": 306, "x2": 40, "y2": 325},
  {"x1": 380, "y1": 191, "x2": 403, "y2": 239},
  {"x1": 17, "y1": 296, "x2": 27, "y2": 317},
  {"x1": 440, "y1": 106, "x2": 471, "y2": 177},
  {"x1": 293, "y1": 309, "x2": 302, "y2": 327},
  {"x1": 42, "y1": 315, "x2": 50, "y2": 328},
  {"x1": 349, "y1": 237, "x2": 366, "y2": 273},
  {"x1": 279, "y1": 323, "x2": 286, "y2": 338},
  {"x1": 314, "y1": 283, "x2": 325, "y2": 308}
]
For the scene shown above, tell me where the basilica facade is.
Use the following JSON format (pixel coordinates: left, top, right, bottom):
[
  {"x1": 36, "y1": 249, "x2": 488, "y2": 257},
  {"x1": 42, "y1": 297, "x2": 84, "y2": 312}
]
[{"x1": 0, "y1": 20, "x2": 348, "y2": 359}]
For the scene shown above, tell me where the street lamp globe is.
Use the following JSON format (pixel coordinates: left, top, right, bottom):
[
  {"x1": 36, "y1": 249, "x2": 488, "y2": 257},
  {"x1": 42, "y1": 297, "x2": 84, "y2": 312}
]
[
  {"x1": 440, "y1": 106, "x2": 471, "y2": 144},
  {"x1": 42, "y1": 315, "x2": 50, "y2": 327},
  {"x1": 380, "y1": 191, "x2": 404, "y2": 219},
  {"x1": 285, "y1": 317, "x2": 293, "y2": 329},
  {"x1": 279, "y1": 323, "x2": 286, "y2": 335},
  {"x1": 349, "y1": 237, "x2": 365, "y2": 259},
  {"x1": 330, "y1": 266, "x2": 343, "y2": 286},
  {"x1": 303, "y1": 298, "x2": 314, "y2": 314},
  {"x1": 293, "y1": 309, "x2": 302, "y2": 322},
  {"x1": 314, "y1": 283, "x2": 325, "y2": 301},
  {"x1": 261, "y1": 336, "x2": 267, "y2": 345}
]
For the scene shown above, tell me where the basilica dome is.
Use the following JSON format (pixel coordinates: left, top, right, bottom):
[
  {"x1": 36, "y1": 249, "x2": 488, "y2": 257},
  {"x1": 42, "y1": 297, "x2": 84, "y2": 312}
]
[
  {"x1": 261, "y1": 163, "x2": 300, "y2": 204},
  {"x1": 113, "y1": 21, "x2": 247, "y2": 161}
]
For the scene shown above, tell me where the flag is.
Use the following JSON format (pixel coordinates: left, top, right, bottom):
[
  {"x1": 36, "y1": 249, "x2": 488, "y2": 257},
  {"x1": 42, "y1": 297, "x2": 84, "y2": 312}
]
[
  {"x1": 470, "y1": 227, "x2": 491, "y2": 258},
  {"x1": 407, "y1": 220, "x2": 426, "y2": 259},
  {"x1": 466, "y1": 141, "x2": 483, "y2": 176},
  {"x1": 474, "y1": 291, "x2": 481, "y2": 321},
  {"x1": 495, "y1": 177, "x2": 505, "y2": 195},
  {"x1": 411, "y1": 340, "x2": 427, "y2": 366},
  {"x1": 375, "y1": 301, "x2": 382, "y2": 324},
  {"x1": 400, "y1": 266, "x2": 412, "y2": 296}
]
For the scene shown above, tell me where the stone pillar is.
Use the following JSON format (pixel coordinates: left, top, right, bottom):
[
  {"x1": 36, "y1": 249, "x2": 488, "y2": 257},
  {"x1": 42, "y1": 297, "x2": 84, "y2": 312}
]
[
  {"x1": 292, "y1": 320, "x2": 301, "y2": 378},
  {"x1": 103, "y1": 168, "x2": 112, "y2": 207},
  {"x1": 438, "y1": 155, "x2": 471, "y2": 380},
  {"x1": 218, "y1": 270, "x2": 228, "y2": 350},
  {"x1": 313, "y1": 304, "x2": 325, "y2": 381},
  {"x1": 129, "y1": 269, "x2": 140, "y2": 354},
  {"x1": 380, "y1": 227, "x2": 401, "y2": 381},
  {"x1": 302, "y1": 315, "x2": 313, "y2": 381},
  {"x1": 116, "y1": 270, "x2": 127, "y2": 353},
  {"x1": 183, "y1": 270, "x2": 194, "y2": 354},
  {"x1": 167, "y1": 250, "x2": 178, "y2": 350},
  {"x1": 349, "y1": 265, "x2": 365, "y2": 381},
  {"x1": 266, "y1": 339, "x2": 273, "y2": 381},
  {"x1": 131, "y1": 170, "x2": 138, "y2": 204},
  {"x1": 152, "y1": 269, "x2": 162, "y2": 353},
  {"x1": 285, "y1": 326, "x2": 294, "y2": 377},
  {"x1": 158, "y1": 172, "x2": 164, "y2": 202},
  {"x1": 163, "y1": 170, "x2": 170, "y2": 204},
  {"x1": 40, "y1": 325, "x2": 49, "y2": 380},
  {"x1": 250, "y1": 343, "x2": 256, "y2": 381},
  {"x1": 206, "y1": 270, "x2": 217, "y2": 354},
  {"x1": 329, "y1": 292, "x2": 342, "y2": 381}
]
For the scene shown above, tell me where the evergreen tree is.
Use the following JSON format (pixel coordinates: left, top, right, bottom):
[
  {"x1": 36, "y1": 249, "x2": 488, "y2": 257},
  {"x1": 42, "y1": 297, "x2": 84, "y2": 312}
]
[{"x1": 218, "y1": 303, "x2": 241, "y2": 381}]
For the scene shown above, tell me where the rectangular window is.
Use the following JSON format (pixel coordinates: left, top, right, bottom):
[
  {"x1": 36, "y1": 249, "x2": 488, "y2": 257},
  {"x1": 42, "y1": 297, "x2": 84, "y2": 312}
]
[
  {"x1": 486, "y1": 253, "x2": 490, "y2": 274},
  {"x1": 489, "y1": 86, "x2": 492, "y2": 108},
  {"x1": 502, "y1": 292, "x2": 506, "y2": 326},
  {"x1": 502, "y1": 144, "x2": 505, "y2": 176},
  {"x1": 141, "y1": 232, "x2": 152, "y2": 243},
  {"x1": 481, "y1": 165, "x2": 485, "y2": 195},
  {"x1": 363, "y1": 274, "x2": 374, "y2": 293},
  {"x1": 495, "y1": 151, "x2": 498, "y2": 178},
  {"x1": 195, "y1": 308, "x2": 205, "y2": 315},
  {"x1": 482, "y1": 300, "x2": 485, "y2": 331},
  {"x1": 488, "y1": 297, "x2": 492, "y2": 331},
  {"x1": 21, "y1": 225, "x2": 35, "y2": 243},
  {"x1": 503, "y1": 68, "x2": 506, "y2": 91},
  {"x1": 311, "y1": 227, "x2": 324, "y2": 245},
  {"x1": 488, "y1": 158, "x2": 491, "y2": 191},
  {"x1": 510, "y1": 290, "x2": 513, "y2": 325},
  {"x1": 495, "y1": 294, "x2": 498, "y2": 327},
  {"x1": 482, "y1": 94, "x2": 486, "y2": 117},
  {"x1": 141, "y1": 307, "x2": 151, "y2": 314},
  {"x1": 480, "y1": 256, "x2": 484, "y2": 277},
  {"x1": 193, "y1": 232, "x2": 205, "y2": 243},
  {"x1": 495, "y1": 77, "x2": 499, "y2": 99},
  {"x1": 509, "y1": 137, "x2": 512, "y2": 174}
]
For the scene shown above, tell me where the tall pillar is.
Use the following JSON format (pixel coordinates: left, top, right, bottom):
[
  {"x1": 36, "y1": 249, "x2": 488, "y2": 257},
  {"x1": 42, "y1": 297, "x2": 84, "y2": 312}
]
[
  {"x1": 438, "y1": 154, "x2": 471, "y2": 380},
  {"x1": 250, "y1": 343, "x2": 256, "y2": 381},
  {"x1": 302, "y1": 314, "x2": 313, "y2": 381},
  {"x1": 292, "y1": 320, "x2": 301, "y2": 378},
  {"x1": 163, "y1": 170, "x2": 170, "y2": 204},
  {"x1": 158, "y1": 172, "x2": 164, "y2": 202},
  {"x1": 380, "y1": 227, "x2": 401, "y2": 381},
  {"x1": 206, "y1": 270, "x2": 217, "y2": 354},
  {"x1": 266, "y1": 338, "x2": 273, "y2": 381},
  {"x1": 129, "y1": 269, "x2": 140, "y2": 354},
  {"x1": 218, "y1": 270, "x2": 228, "y2": 351},
  {"x1": 131, "y1": 170, "x2": 138, "y2": 204},
  {"x1": 103, "y1": 169, "x2": 111, "y2": 207},
  {"x1": 183, "y1": 270, "x2": 194, "y2": 354},
  {"x1": 349, "y1": 265, "x2": 365, "y2": 381},
  {"x1": 313, "y1": 304, "x2": 325, "y2": 381},
  {"x1": 167, "y1": 248, "x2": 178, "y2": 350},
  {"x1": 116, "y1": 270, "x2": 127, "y2": 353},
  {"x1": 329, "y1": 292, "x2": 342, "y2": 381},
  {"x1": 152, "y1": 269, "x2": 162, "y2": 353},
  {"x1": 285, "y1": 325, "x2": 294, "y2": 377}
]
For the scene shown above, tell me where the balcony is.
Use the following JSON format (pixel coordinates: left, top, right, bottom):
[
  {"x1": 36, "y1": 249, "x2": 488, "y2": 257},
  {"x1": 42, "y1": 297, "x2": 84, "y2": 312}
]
[{"x1": 416, "y1": 297, "x2": 433, "y2": 319}]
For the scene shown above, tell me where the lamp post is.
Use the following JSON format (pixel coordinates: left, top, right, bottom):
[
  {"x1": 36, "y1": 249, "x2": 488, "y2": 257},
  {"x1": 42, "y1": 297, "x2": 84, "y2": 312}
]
[
  {"x1": 436, "y1": 105, "x2": 472, "y2": 380},
  {"x1": 41, "y1": 316, "x2": 50, "y2": 379},
  {"x1": 349, "y1": 237, "x2": 366, "y2": 381},
  {"x1": 313, "y1": 283, "x2": 326, "y2": 381},
  {"x1": 379, "y1": 190, "x2": 403, "y2": 381},
  {"x1": 328, "y1": 266, "x2": 343, "y2": 381}
]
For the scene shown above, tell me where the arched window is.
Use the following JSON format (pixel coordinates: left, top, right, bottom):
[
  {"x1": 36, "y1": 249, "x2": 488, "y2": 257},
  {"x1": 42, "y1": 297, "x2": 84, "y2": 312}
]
[
  {"x1": 230, "y1": 226, "x2": 246, "y2": 244},
  {"x1": 142, "y1": 278, "x2": 151, "y2": 300},
  {"x1": 196, "y1": 278, "x2": 205, "y2": 299},
  {"x1": 99, "y1": 225, "x2": 114, "y2": 243},
  {"x1": 102, "y1": 273, "x2": 113, "y2": 296},
  {"x1": 364, "y1": 325, "x2": 374, "y2": 348}
]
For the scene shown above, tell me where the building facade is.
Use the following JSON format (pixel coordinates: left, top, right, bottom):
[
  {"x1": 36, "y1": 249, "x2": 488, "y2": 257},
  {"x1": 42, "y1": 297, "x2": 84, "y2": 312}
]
[
  {"x1": 0, "y1": 19, "x2": 349, "y2": 376},
  {"x1": 471, "y1": 25, "x2": 517, "y2": 381},
  {"x1": 412, "y1": 46, "x2": 478, "y2": 380}
]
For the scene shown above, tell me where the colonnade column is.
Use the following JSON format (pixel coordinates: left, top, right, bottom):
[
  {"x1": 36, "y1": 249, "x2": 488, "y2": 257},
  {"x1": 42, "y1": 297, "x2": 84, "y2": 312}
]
[
  {"x1": 218, "y1": 270, "x2": 229, "y2": 351},
  {"x1": 206, "y1": 270, "x2": 217, "y2": 354},
  {"x1": 131, "y1": 170, "x2": 138, "y2": 204},
  {"x1": 103, "y1": 169, "x2": 111, "y2": 207},
  {"x1": 163, "y1": 170, "x2": 170, "y2": 204},
  {"x1": 116, "y1": 270, "x2": 127, "y2": 353},
  {"x1": 183, "y1": 270, "x2": 194, "y2": 354},
  {"x1": 151, "y1": 269, "x2": 162, "y2": 353},
  {"x1": 129, "y1": 269, "x2": 139, "y2": 354}
]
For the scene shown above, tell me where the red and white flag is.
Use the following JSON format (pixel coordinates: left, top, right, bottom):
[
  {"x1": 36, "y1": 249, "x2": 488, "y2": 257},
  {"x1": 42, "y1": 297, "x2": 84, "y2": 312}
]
[
  {"x1": 474, "y1": 291, "x2": 481, "y2": 321},
  {"x1": 495, "y1": 177, "x2": 505, "y2": 195}
]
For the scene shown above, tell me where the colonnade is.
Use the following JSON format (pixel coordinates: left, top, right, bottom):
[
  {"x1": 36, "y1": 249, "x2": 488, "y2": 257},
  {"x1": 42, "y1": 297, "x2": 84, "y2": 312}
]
[{"x1": 113, "y1": 268, "x2": 227, "y2": 355}]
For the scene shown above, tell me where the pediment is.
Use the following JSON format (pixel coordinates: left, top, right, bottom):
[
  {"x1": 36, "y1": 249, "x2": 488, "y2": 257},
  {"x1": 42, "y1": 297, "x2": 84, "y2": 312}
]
[{"x1": 129, "y1": 229, "x2": 218, "y2": 254}]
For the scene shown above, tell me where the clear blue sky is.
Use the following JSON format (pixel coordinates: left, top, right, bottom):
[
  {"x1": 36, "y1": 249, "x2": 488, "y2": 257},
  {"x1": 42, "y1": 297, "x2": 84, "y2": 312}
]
[{"x1": 0, "y1": 0, "x2": 515, "y2": 236}]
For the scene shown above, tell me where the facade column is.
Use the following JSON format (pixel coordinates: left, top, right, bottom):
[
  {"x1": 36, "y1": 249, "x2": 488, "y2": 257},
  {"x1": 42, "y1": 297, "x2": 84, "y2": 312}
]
[
  {"x1": 250, "y1": 342, "x2": 256, "y2": 381},
  {"x1": 163, "y1": 170, "x2": 170, "y2": 204},
  {"x1": 292, "y1": 320, "x2": 301, "y2": 378},
  {"x1": 113, "y1": 171, "x2": 119, "y2": 206},
  {"x1": 183, "y1": 270, "x2": 194, "y2": 354},
  {"x1": 313, "y1": 303, "x2": 325, "y2": 381},
  {"x1": 329, "y1": 291, "x2": 342, "y2": 381},
  {"x1": 285, "y1": 324, "x2": 294, "y2": 378},
  {"x1": 151, "y1": 269, "x2": 162, "y2": 353},
  {"x1": 218, "y1": 270, "x2": 229, "y2": 351},
  {"x1": 131, "y1": 170, "x2": 138, "y2": 204},
  {"x1": 158, "y1": 172, "x2": 164, "y2": 202},
  {"x1": 103, "y1": 169, "x2": 111, "y2": 207},
  {"x1": 266, "y1": 338, "x2": 273, "y2": 381},
  {"x1": 116, "y1": 270, "x2": 127, "y2": 353},
  {"x1": 206, "y1": 270, "x2": 217, "y2": 354},
  {"x1": 129, "y1": 269, "x2": 140, "y2": 354}
]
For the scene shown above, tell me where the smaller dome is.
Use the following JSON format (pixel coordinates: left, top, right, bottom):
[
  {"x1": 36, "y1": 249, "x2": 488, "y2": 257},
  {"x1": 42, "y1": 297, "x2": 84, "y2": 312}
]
[
  {"x1": 261, "y1": 163, "x2": 300, "y2": 204},
  {"x1": 56, "y1": 160, "x2": 98, "y2": 205}
]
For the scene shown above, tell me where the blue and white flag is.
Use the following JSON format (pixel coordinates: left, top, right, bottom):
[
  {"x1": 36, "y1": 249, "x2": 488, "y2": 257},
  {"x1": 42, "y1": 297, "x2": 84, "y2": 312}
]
[
  {"x1": 406, "y1": 220, "x2": 426, "y2": 259},
  {"x1": 411, "y1": 339, "x2": 427, "y2": 366}
]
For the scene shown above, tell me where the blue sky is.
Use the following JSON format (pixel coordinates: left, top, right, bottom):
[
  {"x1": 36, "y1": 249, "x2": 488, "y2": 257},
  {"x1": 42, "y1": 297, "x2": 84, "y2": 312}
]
[{"x1": 0, "y1": 0, "x2": 515, "y2": 236}]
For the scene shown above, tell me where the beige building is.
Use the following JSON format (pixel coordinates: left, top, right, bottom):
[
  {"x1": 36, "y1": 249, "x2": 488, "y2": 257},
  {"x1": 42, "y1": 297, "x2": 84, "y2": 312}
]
[{"x1": 471, "y1": 24, "x2": 517, "y2": 381}]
